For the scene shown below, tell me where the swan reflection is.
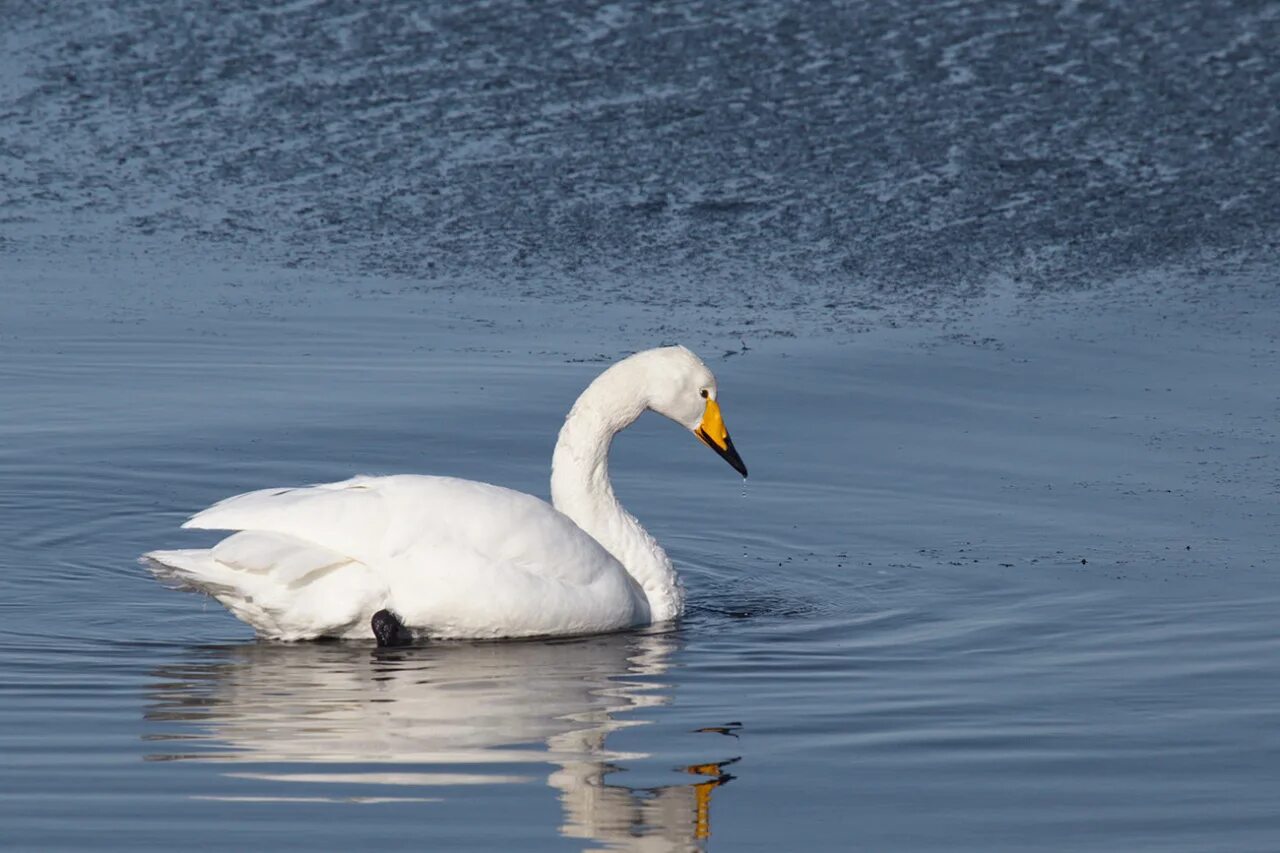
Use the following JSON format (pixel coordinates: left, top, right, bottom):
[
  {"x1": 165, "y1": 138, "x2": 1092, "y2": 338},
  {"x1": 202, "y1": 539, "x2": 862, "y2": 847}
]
[{"x1": 145, "y1": 631, "x2": 737, "y2": 849}]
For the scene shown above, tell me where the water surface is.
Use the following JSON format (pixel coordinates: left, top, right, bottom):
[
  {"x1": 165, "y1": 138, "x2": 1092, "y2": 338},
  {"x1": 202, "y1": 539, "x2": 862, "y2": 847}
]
[{"x1": 3, "y1": 1, "x2": 1280, "y2": 850}]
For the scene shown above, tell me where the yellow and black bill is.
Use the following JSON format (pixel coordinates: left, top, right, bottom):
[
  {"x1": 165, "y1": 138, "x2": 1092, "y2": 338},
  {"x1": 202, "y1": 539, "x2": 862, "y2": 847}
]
[{"x1": 694, "y1": 398, "x2": 748, "y2": 478}]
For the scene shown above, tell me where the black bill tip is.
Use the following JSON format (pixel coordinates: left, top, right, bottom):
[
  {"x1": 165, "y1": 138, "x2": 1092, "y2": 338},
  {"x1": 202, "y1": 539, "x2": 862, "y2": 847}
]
[{"x1": 699, "y1": 428, "x2": 749, "y2": 478}]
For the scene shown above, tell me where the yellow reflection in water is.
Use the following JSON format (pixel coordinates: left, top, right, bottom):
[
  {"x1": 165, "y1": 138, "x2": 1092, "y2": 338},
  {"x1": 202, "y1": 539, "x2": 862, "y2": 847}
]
[{"x1": 145, "y1": 630, "x2": 738, "y2": 850}]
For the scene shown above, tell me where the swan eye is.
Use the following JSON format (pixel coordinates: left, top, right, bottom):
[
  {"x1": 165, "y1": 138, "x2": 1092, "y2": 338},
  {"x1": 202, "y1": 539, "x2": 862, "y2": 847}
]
[{"x1": 700, "y1": 388, "x2": 709, "y2": 399}]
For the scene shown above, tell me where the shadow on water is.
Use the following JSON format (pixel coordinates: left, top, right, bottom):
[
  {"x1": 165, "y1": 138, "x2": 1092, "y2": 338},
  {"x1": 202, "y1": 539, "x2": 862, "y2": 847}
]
[{"x1": 142, "y1": 630, "x2": 738, "y2": 850}]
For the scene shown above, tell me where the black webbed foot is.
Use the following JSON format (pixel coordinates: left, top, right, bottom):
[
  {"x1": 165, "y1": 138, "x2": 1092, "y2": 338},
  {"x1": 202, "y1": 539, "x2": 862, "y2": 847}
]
[{"x1": 371, "y1": 608, "x2": 411, "y2": 647}]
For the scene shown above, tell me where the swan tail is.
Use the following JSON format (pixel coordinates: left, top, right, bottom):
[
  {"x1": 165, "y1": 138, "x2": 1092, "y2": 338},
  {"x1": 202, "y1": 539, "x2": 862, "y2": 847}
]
[
  {"x1": 143, "y1": 548, "x2": 287, "y2": 636},
  {"x1": 144, "y1": 548, "x2": 242, "y2": 595},
  {"x1": 143, "y1": 532, "x2": 384, "y2": 640}
]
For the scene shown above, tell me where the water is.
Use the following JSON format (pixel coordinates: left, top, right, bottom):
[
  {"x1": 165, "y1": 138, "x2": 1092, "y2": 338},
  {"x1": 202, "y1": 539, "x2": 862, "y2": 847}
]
[{"x1": 3, "y1": 2, "x2": 1279, "y2": 851}]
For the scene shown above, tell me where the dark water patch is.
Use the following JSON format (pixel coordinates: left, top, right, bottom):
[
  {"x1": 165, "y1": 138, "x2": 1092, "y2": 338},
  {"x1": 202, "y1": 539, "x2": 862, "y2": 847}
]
[
  {"x1": 3, "y1": 0, "x2": 1278, "y2": 332},
  {"x1": 683, "y1": 593, "x2": 818, "y2": 623}
]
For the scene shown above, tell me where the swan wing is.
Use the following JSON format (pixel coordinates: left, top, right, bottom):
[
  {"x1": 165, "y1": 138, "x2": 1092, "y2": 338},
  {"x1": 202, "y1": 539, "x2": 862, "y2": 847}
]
[
  {"x1": 183, "y1": 474, "x2": 626, "y2": 588},
  {"x1": 210, "y1": 530, "x2": 356, "y2": 588},
  {"x1": 183, "y1": 475, "x2": 389, "y2": 548}
]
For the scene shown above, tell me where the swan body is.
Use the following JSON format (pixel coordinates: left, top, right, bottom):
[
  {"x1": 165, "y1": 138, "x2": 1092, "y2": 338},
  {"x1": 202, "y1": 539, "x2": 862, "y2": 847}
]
[{"x1": 145, "y1": 346, "x2": 748, "y2": 641}]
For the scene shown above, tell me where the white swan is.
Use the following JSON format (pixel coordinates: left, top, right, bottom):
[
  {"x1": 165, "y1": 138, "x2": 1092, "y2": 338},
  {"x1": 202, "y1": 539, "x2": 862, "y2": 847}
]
[{"x1": 144, "y1": 346, "x2": 748, "y2": 641}]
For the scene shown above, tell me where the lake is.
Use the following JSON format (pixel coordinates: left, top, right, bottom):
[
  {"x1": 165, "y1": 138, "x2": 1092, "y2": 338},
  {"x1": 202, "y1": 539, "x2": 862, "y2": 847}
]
[{"x1": 3, "y1": 2, "x2": 1279, "y2": 850}]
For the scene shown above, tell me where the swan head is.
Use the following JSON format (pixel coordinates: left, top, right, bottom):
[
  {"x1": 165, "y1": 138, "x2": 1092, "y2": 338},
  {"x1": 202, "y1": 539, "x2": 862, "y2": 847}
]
[{"x1": 633, "y1": 346, "x2": 749, "y2": 478}]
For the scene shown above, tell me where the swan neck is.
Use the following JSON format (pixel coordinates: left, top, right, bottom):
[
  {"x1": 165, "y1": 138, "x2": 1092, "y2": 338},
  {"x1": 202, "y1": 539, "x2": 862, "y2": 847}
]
[{"x1": 550, "y1": 373, "x2": 681, "y2": 622}]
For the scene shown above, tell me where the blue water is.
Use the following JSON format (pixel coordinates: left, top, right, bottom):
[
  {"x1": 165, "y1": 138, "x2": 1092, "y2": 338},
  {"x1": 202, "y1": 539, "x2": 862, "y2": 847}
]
[{"x1": 3, "y1": 2, "x2": 1279, "y2": 850}]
